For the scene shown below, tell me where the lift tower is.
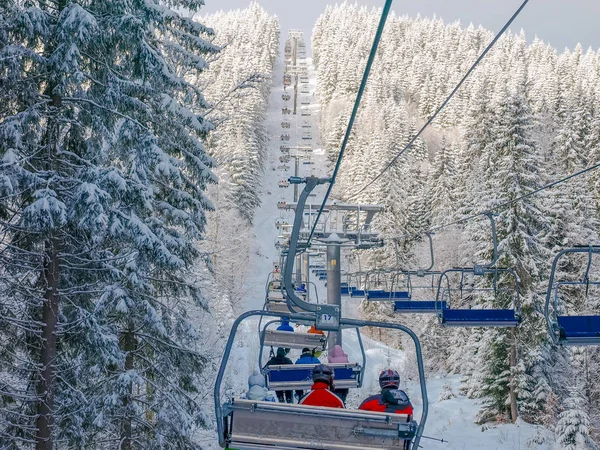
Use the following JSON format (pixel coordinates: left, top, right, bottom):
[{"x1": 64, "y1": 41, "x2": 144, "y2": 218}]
[{"x1": 282, "y1": 200, "x2": 384, "y2": 349}]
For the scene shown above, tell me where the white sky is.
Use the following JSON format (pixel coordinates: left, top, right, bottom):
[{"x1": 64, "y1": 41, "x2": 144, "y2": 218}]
[{"x1": 200, "y1": 0, "x2": 599, "y2": 53}]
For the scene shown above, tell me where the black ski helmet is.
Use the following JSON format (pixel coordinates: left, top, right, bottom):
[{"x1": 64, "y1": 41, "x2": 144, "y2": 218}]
[
  {"x1": 379, "y1": 369, "x2": 400, "y2": 389},
  {"x1": 312, "y1": 364, "x2": 334, "y2": 385}
]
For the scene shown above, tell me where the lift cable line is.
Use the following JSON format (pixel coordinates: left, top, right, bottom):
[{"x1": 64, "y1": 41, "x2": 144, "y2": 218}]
[
  {"x1": 304, "y1": 0, "x2": 393, "y2": 249},
  {"x1": 350, "y1": 0, "x2": 531, "y2": 198},
  {"x1": 388, "y1": 160, "x2": 600, "y2": 242}
]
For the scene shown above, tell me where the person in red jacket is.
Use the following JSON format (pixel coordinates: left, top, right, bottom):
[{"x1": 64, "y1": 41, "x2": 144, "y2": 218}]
[
  {"x1": 299, "y1": 364, "x2": 344, "y2": 408},
  {"x1": 359, "y1": 369, "x2": 413, "y2": 417}
]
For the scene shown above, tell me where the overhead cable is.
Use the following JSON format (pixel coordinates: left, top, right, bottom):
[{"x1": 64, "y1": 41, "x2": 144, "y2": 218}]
[
  {"x1": 351, "y1": 0, "x2": 531, "y2": 198},
  {"x1": 390, "y1": 161, "x2": 600, "y2": 242},
  {"x1": 305, "y1": 0, "x2": 393, "y2": 248}
]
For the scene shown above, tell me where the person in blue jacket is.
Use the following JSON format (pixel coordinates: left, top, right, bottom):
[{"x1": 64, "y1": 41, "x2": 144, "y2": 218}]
[{"x1": 295, "y1": 348, "x2": 320, "y2": 400}]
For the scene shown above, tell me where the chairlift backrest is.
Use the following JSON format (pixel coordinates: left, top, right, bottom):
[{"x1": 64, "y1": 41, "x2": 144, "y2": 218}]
[
  {"x1": 264, "y1": 362, "x2": 362, "y2": 390},
  {"x1": 222, "y1": 399, "x2": 417, "y2": 450},
  {"x1": 263, "y1": 329, "x2": 326, "y2": 350}
]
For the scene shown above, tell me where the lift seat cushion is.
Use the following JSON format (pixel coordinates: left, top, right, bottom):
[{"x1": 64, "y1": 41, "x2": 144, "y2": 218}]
[
  {"x1": 224, "y1": 399, "x2": 416, "y2": 450},
  {"x1": 441, "y1": 309, "x2": 519, "y2": 327},
  {"x1": 367, "y1": 290, "x2": 411, "y2": 300},
  {"x1": 265, "y1": 363, "x2": 360, "y2": 390},
  {"x1": 394, "y1": 301, "x2": 447, "y2": 313},
  {"x1": 557, "y1": 316, "x2": 600, "y2": 342}
]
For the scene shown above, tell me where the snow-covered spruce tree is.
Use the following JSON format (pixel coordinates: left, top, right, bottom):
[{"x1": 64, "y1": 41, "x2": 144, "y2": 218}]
[
  {"x1": 555, "y1": 349, "x2": 594, "y2": 450},
  {"x1": 200, "y1": 4, "x2": 279, "y2": 223},
  {"x1": 474, "y1": 74, "x2": 550, "y2": 424},
  {"x1": 0, "y1": 1, "x2": 217, "y2": 448}
]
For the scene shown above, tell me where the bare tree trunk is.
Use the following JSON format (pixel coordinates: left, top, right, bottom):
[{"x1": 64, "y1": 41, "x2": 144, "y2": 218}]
[
  {"x1": 121, "y1": 327, "x2": 137, "y2": 450},
  {"x1": 509, "y1": 328, "x2": 518, "y2": 422},
  {"x1": 36, "y1": 237, "x2": 60, "y2": 450}
]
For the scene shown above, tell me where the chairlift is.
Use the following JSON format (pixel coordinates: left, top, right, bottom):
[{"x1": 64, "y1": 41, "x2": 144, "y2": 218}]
[
  {"x1": 389, "y1": 234, "x2": 448, "y2": 313},
  {"x1": 279, "y1": 180, "x2": 290, "y2": 188},
  {"x1": 282, "y1": 93, "x2": 291, "y2": 101},
  {"x1": 281, "y1": 121, "x2": 291, "y2": 129},
  {"x1": 282, "y1": 108, "x2": 291, "y2": 115},
  {"x1": 544, "y1": 246, "x2": 600, "y2": 345},
  {"x1": 259, "y1": 319, "x2": 366, "y2": 392},
  {"x1": 279, "y1": 155, "x2": 290, "y2": 163},
  {"x1": 278, "y1": 165, "x2": 290, "y2": 171},
  {"x1": 281, "y1": 134, "x2": 290, "y2": 141},
  {"x1": 216, "y1": 311, "x2": 428, "y2": 450},
  {"x1": 434, "y1": 214, "x2": 521, "y2": 327}
]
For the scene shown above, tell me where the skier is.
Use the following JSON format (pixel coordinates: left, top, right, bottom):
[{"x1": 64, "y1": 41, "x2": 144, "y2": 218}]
[
  {"x1": 327, "y1": 345, "x2": 350, "y2": 405},
  {"x1": 299, "y1": 364, "x2": 344, "y2": 408},
  {"x1": 266, "y1": 348, "x2": 294, "y2": 403},
  {"x1": 245, "y1": 370, "x2": 268, "y2": 401},
  {"x1": 359, "y1": 369, "x2": 413, "y2": 416},
  {"x1": 294, "y1": 348, "x2": 321, "y2": 401}
]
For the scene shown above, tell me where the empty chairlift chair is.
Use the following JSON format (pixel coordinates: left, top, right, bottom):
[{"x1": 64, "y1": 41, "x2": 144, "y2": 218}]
[
  {"x1": 435, "y1": 267, "x2": 521, "y2": 327},
  {"x1": 394, "y1": 272, "x2": 447, "y2": 313},
  {"x1": 545, "y1": 246, "x2": 600, "y2": 345}
]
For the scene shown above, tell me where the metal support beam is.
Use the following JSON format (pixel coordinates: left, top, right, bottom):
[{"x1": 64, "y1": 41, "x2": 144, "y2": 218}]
[
  {"x1": 295, "y1": 254, "x2": 302, "y2": 284},
  {"x1": 327, "y1": 237, "x2": 342, "y2": 349},
  {"x1": 293, "y1": 156, "x2": 300, "y2": 202},
  {"x1": 302, "y1": 252, "x2": 310, "y2": 301}
]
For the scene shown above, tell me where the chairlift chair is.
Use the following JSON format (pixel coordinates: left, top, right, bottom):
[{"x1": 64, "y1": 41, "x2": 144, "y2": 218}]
[
  {"x1": 545, "y1": 246, "x2": 600, "y2": 345},
  {"x1": 393, "y1": 271, "x2": 447, "y2": 313},
  {"x1": 215, "y1": 311, "x2": 428, "y2": 450},
  {"x1": 435, "y1": 267, "x2": 521, "y2": 327}
]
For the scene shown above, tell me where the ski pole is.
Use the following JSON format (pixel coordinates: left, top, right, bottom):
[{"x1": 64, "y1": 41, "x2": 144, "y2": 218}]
[{"x1": 421, "y1": 435, "x2": 448, "y2": 443}]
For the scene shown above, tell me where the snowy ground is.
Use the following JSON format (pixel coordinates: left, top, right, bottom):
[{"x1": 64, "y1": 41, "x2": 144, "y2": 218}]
[{"x1": 213, "y1": 53, "x2": 555, "y2": 450}]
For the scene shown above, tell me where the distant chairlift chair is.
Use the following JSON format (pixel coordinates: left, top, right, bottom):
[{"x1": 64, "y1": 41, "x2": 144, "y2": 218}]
[{"x1": 545, "y1": 246, "x2": 600, "y2": 345}]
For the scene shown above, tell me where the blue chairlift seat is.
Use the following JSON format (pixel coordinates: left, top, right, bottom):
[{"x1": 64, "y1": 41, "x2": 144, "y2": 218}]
[
  {"x1": 366, "y1": 290, "x2": 411, "y2": 301},
  {"x1": 341, "y1": 286, "x2": 357, "y2": 296},
  {"x1": 557, "y1": 316, "x2": 600, "y2": 345},
  {"x1": 394, "y1": 301, "x2": 446, "y2": 313},
  {"x1": 319, "y1": 276, "x2": 327, "y2": 281},
  {"x1": 440, "y1": 309, "x2": 519, "y2": 327},
  {"x1": 265, "y1": 363, "x2": 361, "y2": 390},
  {"x1": 350, "y1": 289, "x2": 366, "y2": 298}
]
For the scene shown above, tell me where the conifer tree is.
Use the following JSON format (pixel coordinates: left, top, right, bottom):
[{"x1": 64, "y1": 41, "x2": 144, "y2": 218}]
[{"x1": 0, "y1": 1, "x2": 218, "y2": 447}]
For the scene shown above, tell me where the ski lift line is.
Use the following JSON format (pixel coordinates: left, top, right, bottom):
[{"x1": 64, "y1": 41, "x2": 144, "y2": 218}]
[
  {"x1": 390, "y1": 161, "x2": 600, "y2": 242},
  {"x1": 305, "y1": 0, "x2": 393, "y2": 249},
  {"x1": 351, "y1": 0, "x2": 531, "y2": 198}
]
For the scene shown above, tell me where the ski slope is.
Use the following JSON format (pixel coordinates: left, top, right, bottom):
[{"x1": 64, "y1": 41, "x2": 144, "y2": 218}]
[{"x1": 213, "y1": 54, "x2": 555, "y2": 450}]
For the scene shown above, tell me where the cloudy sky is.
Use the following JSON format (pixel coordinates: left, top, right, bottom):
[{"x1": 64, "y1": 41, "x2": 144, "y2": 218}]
[{"x1": 200, "y1": 0, "x2": 599, "y2": 53}]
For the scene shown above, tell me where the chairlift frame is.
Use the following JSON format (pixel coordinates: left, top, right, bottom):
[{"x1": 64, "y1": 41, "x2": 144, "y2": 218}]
[
  {"x1": 215, "y1": 310, "x2": 428, "y2": 450},
  {"x1": 544, "y1": 246, "x2": 600, "y2": 345}
]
